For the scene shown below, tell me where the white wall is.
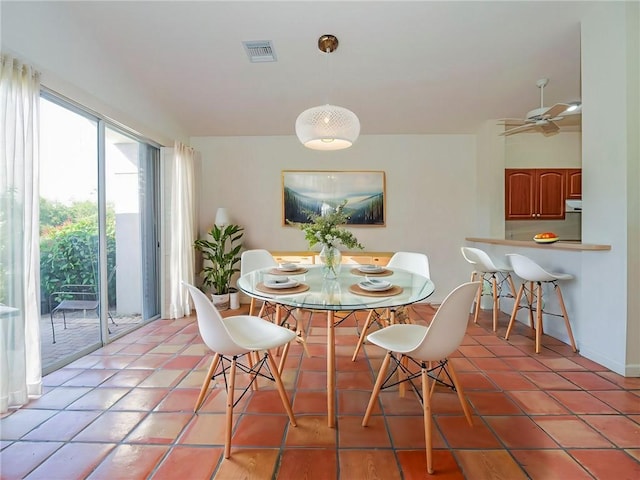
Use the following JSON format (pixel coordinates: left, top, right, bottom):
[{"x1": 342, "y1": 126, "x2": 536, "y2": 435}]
[
  {"x1": 1, "y1": 2, "x2": 186, "y2": 146},
  {"x1": 190, "y1": 134, "x2": 476, "y2": 303},
  {"x1": 475, "y1": 121, "x2": 506, "y2": 238},
  {"x1": 505, "y1": 132, "x2": 582, "y2": 168},
  {"x1": 581, "y1": 2, "x2": 639, "y2": 376}
]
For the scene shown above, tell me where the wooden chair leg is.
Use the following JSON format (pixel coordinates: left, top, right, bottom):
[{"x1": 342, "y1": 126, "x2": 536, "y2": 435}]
[
  {"x1": 505, "y1": 284, "x2": 524, "y2": 340},
  {"x1": 535, "y1": 283, "x2": 543, "y2": 353},
  {"x1": 224, "y1": 357, "x2": 237, "y2": 459},
  {"x1": 421, "y1": 365, "x2": 434, "y2": 474},
  {"x1": 399, "y1": 353, "x2": 408, "y2": 398},
  {"x1": 491, "y1": 274, "x2": 498, "y2": 332},
  {"x1": 472, "y1": 272, "x2": 482, "y2": 324},
  {"x1": 362, "y1": 352, "x2": 391, "y2": 426},
  {"x1": 195, "y1": 353, "x2": 220, "y2": 412},
  {"x1": 295, "y1": 308, "x2": 312, "y2": 358},
  {"x1": 555, "y1": 285, "x2": 578, "y2": 352},
  {"x1": 278, "y1": 343, "x2": 291, "y2": 374},
  {"x1": 352, "y1": 309, "x2": 376, "y2": 361},
  {"x1": 447, "y1": 359, "x2": 473, "y2": 426},
  {"x1": 506, "y1": 274, "x2": 517, "y2": 300},
  {"x1": 248, "y1": 351, "x2": 259, "y2": 391},
  {"x1": 266, "y1": 353, "x2": 297, "y2": 426},
  {"x1": 527, "y1": 282, "x2": 535, "y2": 328},
  {"x1": 429, "y1": 361, "x2": 438, "y2": 397}
]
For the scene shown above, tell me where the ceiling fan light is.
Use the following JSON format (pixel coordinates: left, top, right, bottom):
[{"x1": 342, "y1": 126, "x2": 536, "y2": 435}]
[{"x1": 295, "y1": 104, "x2": 360, "y2": 151}]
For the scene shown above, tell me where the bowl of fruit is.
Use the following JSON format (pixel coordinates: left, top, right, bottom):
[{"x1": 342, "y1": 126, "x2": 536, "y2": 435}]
[{"x1": 533, "y1": 232, "x2": 559, "y2": 244}]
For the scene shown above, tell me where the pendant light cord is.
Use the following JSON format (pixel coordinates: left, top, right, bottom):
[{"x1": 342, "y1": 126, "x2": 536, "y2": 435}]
[{"x1": 324, "y1": 45, "x2": 333, "y2": 106}]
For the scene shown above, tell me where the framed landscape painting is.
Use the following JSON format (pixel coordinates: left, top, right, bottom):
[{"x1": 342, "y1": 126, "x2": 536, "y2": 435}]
[{"x1": 282, "y1": 170, "x2": 385, "y2": 226}]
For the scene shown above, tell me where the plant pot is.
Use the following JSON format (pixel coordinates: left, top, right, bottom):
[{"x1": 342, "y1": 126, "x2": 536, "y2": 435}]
[
  {"x1": 229, "y1": 288, "x2": 240, "y2": 310},
  {"x1": 211, "y1": 293, "x2": 230, "y2": 311}
]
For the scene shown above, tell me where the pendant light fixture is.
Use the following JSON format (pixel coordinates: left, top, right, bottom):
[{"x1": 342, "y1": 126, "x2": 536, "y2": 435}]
[{"x1": 295, "y1": 35, "x2": 360, "y2": 151}]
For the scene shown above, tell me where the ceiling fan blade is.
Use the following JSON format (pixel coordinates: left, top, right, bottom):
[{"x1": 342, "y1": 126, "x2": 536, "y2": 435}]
[
  {"x1": 498, "y1": 118, "x2": 528, "y2": 127},
  {"x1": 500, "y1": 123, "x2": 537, "y2": 136},
  {"x1": 540, "y1": 120, "x2": 560, "y2": 136},
  {"x1": 543, "y1": 103, "x2": 570, "y2": 119}
]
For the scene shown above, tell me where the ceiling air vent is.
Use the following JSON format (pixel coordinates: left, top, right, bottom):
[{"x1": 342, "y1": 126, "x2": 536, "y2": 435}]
[{"x1": 243, "y1": 40, "x2": 277, "y2": 63}]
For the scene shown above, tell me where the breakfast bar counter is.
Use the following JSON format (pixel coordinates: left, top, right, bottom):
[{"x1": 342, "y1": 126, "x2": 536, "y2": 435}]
[
  {"x1": 465, "y1": 237, "x2": 611, "y2": 252},
  {"x1": 463, "y1": 236, "x2": 624, "y2": 375}
]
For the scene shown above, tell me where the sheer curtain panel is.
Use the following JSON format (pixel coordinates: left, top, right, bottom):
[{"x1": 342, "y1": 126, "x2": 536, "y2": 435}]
[
  {"x1": 0, "y1": 55, "x2": 42, "y2": 413},
  {"x1": 168, "y1": 141, "x2": 195, "y2": 318}
]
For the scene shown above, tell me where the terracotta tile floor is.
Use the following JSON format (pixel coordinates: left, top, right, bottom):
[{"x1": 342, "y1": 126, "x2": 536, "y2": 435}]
[{"x1": 2, "y1": 304, "x2": 639, "y2": 479}]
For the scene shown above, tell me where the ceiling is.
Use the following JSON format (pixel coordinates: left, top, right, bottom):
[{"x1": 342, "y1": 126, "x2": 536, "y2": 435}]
[{"x1": 1, "y1": 1, "x2": 595, "y2": 138}]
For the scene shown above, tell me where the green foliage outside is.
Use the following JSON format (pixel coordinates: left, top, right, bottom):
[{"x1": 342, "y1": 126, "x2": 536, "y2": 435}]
[
  {"x1": 39, "y1": 198, "x2": 116, "y2": 311},
  {"x1": 0, "y1": 188, "x2": 19, "y2": 305}
]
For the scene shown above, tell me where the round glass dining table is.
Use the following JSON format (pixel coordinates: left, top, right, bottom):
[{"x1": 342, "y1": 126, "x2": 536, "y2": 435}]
[{"x1": 238, "y1": 264, "x2": 435, "y2": 427}]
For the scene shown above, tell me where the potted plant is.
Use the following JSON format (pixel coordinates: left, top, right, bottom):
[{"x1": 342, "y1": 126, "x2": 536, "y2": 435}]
[{"x1": 194, "y1": 223, "x2": 244, "y2": 309}]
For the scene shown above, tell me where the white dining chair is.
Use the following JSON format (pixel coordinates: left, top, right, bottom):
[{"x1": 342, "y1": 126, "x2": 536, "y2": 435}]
[
  {"x1": 241, "y1": 249, "x2": 278, "y2": 317},
  {"x1": 460, "y1": 247, "x2": 517, "y2": 332},
  {"x1": 362, "y1": 281, "x2": 480, "y2": 474},
  {"x1": 184, "y1": 282, "x2": 297, "y2": 459},
  {"x1": 240, "y1": 249, "x2": 311, "y2": 364},
  {"x1": 505, "y1": 254, "x2": 577, "y2": 354},
  {"x1": 352, "y1": 251, "x2": 431, "y2": 361}
]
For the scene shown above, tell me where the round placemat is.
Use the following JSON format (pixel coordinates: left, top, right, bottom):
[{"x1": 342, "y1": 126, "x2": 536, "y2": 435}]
[
  {"x1": 349, "y1": 268, "x2": 393, "y2": 277},
  {"x1": 348, "y1": 284, "x2": 403, "y2": 297},
  {"x1": 268, "y1": 267, "x2": 309, "y2": 275},
  {"x1": 256, "y1": 282, "x2": 310, "y2": 294}
]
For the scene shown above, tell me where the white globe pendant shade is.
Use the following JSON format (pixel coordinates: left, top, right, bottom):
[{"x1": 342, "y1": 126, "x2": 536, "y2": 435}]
[{"x1": 295, "y1": 104, "x2": 360, "y2": 151}]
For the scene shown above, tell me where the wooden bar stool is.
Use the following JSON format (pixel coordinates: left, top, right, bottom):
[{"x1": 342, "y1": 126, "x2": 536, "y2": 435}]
[
  {"x1": 505, "y1": 253, "x2": 577, "y2": 353},
  {"x1": 460, "y1": 247, "x2": 517, "y2": 332}
]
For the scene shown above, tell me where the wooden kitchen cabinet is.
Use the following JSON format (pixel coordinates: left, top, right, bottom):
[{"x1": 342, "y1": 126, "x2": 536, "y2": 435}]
[
  {"x1": 505, "y1": 169, "x2": 566, "y2": 220},
  {"x1": 566, "y1": 169, "x2": 582, "y2": 199}
]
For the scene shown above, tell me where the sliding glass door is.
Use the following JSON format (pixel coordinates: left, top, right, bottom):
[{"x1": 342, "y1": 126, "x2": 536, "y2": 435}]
[
  {"x1": 104, "y1": 127, "x2": 161, "y2": 341},
  {"x1": 40, "y1": 93, "x2": 160, "y2": 374}
]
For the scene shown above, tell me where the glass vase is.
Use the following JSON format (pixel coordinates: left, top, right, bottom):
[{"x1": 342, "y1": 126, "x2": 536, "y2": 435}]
[{"x1": 319, "y1": 244, "x2": 342, "y2": 279}]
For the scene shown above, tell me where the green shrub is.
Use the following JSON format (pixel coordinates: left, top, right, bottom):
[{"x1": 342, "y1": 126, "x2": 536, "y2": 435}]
[{"x1": 39, "y1": 205, "x2": 116, "y2": 310}]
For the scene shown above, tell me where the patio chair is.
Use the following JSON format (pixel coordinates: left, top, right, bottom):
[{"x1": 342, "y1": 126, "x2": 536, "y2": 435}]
[{"x1": 48, "y1": 268, "x2": 117, "y2": 343}]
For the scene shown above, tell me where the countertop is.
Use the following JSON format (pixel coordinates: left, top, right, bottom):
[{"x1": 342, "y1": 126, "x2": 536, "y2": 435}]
[{"x1": 465, "y1": 237, "x2": 611, "y2": 252}]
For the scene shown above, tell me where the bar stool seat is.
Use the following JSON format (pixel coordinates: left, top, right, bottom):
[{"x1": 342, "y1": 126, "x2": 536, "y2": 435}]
[
  {"x1": 504, "y1": 253, "x2": 577, "y2": 353},
  {"x1": 460, "y1": 247, "x2": 517, "y2": 332}
]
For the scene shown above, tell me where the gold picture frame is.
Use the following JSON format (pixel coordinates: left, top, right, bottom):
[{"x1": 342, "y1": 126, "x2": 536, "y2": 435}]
[{"x1": 282, "y1": 170, "x2": 386, "y2": 226}]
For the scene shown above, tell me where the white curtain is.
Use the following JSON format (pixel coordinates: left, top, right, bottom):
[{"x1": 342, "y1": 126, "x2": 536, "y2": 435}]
[
  {"x1": 0, "y1": 55, "x2": 42, "y2": 413},
  {"x1": 168, "y1": 141, "x2": 195, "y2": 318}
]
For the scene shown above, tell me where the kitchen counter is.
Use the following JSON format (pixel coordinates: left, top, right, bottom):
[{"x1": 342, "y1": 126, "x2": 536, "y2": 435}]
[
  {"x1": 464, "y1": 237, "x2": 621, "y2": 374},
  {"x1": 465, "y1": 237, "x2": 611, "y2": 252}
]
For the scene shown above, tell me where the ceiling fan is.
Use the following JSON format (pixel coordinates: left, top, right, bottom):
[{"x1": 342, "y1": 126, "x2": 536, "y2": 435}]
[{"x1": 500, "y1": 78, "x2": 581, "y2": 136}]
